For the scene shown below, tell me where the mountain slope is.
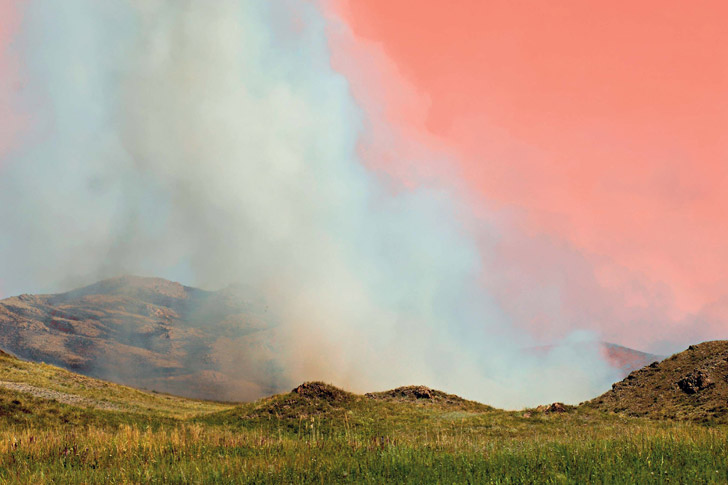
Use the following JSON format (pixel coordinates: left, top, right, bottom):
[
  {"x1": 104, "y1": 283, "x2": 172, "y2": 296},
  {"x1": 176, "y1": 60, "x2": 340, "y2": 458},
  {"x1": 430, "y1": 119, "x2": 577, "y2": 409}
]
[
  {"x1": 0, "y1": 276, "x2": 283, "y2": 401},
  {"x1": 586, "y1": 340, "x2": 728, "y2": 422}
]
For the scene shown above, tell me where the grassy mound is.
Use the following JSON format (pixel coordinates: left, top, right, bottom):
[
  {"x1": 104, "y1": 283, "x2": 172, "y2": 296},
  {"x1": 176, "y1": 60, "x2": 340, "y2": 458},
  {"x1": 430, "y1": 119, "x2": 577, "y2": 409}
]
[
  {"x1": 245, "y1": 382, "x2": 357, "y2": 419},
  {"x1": 366, "y1": 385, "x2": 490, "y2": 411},
  {"x1": 291, "y1": 381, "x2": 355, "y2": 404}
]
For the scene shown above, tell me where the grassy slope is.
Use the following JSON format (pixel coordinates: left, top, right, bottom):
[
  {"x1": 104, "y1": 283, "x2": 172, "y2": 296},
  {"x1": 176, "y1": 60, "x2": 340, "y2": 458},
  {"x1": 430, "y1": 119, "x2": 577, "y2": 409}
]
[
  {"x1": 0, "y1": 352, "x2": 727, "y2": 483},
  {"x1": 0, "y1": 350, "x2": 231, "y2": 419}
]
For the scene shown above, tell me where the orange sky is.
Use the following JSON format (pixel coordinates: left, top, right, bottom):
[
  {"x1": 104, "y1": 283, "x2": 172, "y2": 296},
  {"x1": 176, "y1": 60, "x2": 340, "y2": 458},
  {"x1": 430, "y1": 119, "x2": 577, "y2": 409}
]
[{"x1": 327, "y1": 1, "x2": 728, "y2": 347}]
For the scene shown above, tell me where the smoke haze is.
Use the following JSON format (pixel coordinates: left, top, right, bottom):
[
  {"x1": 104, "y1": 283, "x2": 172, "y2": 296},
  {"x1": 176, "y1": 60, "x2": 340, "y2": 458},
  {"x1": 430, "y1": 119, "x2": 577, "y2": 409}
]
[{"x1": 0, "y1": 0, "x2": 623, "y2": 408}]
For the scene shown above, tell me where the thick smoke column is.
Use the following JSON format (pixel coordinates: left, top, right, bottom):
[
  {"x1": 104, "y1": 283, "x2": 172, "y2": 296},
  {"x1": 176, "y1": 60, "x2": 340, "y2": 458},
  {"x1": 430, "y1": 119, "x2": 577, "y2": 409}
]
[{"x1": 0, "y1": 0, "x2": 618, "y2": 408}]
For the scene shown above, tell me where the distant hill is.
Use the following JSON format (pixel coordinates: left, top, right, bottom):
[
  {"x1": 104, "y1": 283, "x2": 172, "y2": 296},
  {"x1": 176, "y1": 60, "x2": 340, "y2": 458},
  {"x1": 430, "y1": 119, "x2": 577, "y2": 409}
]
[
  {"x1": 0, "y1": 275, "x2": 285, "y2": 401},
  {"x1": 586, "y1": 340, "x2": 728, "y2": 423},
  {"x1": 600, "y1": 342, "x2": 664, "y2": 375},
  {"x1": 528, "y1": 341, "x2": 663, "y2": 376}
]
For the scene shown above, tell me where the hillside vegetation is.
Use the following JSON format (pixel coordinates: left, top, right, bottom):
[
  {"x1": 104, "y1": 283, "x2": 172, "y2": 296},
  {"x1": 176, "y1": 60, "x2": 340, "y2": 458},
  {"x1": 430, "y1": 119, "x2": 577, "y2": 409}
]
[
  {"x1": 1, "y1": 347, "x2": 728, "y2": 483},
  {"x1": 588, "y1": 340, "x2": 728, "y2": 423}
]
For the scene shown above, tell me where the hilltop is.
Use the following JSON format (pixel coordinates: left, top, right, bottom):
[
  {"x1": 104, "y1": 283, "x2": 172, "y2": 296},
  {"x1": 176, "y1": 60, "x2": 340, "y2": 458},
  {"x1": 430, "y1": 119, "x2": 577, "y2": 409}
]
[{"x1": 586, "y1": 340, "x2": 728, "y2": 422}]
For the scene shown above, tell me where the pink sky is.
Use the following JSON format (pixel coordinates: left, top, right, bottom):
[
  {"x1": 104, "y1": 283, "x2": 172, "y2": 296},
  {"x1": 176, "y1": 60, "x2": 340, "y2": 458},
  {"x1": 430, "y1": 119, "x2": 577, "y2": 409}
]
[
  {"x1": 2, "y1": 1, "x2": 726, "y2": 350},
  {"x1": 0, "y1": 0, "x2": 26, "y2": 162},
  {"x1": 325, "y1": 1, "x2": 728, "y2": 347}
]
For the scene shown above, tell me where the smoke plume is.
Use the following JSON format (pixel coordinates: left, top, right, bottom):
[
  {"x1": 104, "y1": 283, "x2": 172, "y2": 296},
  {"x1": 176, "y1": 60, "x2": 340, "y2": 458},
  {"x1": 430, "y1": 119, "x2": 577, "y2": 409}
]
[{"x1": 0, "y1": 0, "x2": 619, "y2": 408}]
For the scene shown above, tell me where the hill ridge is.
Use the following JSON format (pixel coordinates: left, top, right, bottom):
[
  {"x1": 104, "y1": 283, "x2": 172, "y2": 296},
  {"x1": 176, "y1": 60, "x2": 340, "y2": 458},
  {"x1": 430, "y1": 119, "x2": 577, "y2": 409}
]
[{"x1": 0, "y1": 275, "x2": 670, "y2": 405}]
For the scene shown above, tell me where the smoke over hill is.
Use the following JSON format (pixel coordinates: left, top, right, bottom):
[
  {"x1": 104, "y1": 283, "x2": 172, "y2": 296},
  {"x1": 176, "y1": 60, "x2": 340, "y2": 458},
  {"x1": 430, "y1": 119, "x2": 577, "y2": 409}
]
[
  {"x1": 0, "y1": 276, "x2": 662, "y2": 407},
  {"x1": 0, "y1": 1, "x2": 636, "y2": 407}
]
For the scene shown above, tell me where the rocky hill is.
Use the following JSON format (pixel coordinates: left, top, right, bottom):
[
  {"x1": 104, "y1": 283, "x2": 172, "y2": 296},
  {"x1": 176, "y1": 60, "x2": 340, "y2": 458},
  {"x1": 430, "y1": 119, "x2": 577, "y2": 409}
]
[
  {"x1": 586, "y1": 340, "x2": 728, "y2": 422},
  {"x1": 0, "y1": 276, "x2": 284, "y2": 401}
]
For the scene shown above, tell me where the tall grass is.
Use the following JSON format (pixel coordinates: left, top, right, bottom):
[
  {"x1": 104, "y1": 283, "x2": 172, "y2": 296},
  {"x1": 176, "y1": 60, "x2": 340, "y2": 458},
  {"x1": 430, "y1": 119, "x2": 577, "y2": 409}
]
[
  {"x1": 2, "y1": 354, "x2": 727, "y2": 483},
  {"x1": 1, "y1": 421, "x2": 727, "y2": 484}
]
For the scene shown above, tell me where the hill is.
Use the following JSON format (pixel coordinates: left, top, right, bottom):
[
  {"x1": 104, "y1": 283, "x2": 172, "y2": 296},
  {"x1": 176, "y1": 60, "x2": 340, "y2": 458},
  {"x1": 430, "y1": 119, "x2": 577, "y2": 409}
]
[
  {"x1": 586, "y1": 340, "x2": 728, "y2": 422},
  {"x1": 528, "y1": 341, "x2": 662, "y2": 375},
  {"x1": 0, "y1": 275, "x2": 283, "y2": 401},
  {"x1": 601, "y1": 342, "x2": 664, "y2": 374}
]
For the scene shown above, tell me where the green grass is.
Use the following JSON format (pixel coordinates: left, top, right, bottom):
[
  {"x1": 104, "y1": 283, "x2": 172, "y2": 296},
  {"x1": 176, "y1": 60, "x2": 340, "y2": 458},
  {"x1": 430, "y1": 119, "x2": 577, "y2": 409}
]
[{"x1": 1, "y1": 353, "x2": 728, "y2": 484}]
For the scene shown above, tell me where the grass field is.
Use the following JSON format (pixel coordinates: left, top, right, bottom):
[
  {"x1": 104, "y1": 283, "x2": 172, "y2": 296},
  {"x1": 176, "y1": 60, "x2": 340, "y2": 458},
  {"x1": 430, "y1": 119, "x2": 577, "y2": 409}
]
[{"x1": 1, "y1": 352, "x2": 727, "y2": 484}]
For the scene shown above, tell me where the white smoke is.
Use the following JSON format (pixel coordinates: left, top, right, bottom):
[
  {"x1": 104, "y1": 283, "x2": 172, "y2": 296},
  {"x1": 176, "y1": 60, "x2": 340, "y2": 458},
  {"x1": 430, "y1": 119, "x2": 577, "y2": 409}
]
[{"x1": 0, "y1": 0, "x2": 619, "y2": 408}]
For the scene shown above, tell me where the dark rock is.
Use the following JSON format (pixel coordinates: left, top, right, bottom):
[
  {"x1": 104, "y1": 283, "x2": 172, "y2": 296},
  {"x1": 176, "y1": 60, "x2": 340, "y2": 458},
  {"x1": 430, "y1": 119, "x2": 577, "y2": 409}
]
[
  {"x1": 292, "y1": 382, "x2": 352, "y2": 403},
  {"x1": 366, "y1": 385, "x2": 435, "y2": 401},
  {"x1": 546, "y1": 402, "x2": 567, "y2": 413},
  {"x1": 677, "y1": 371, "x2": 713, "y2": 394},
  {"x1": 410, "y1": 386, "x2": 433, "y2": 399},
  {"x1": 535, "y1": 402, "x2": 570, "y2": 413}
]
